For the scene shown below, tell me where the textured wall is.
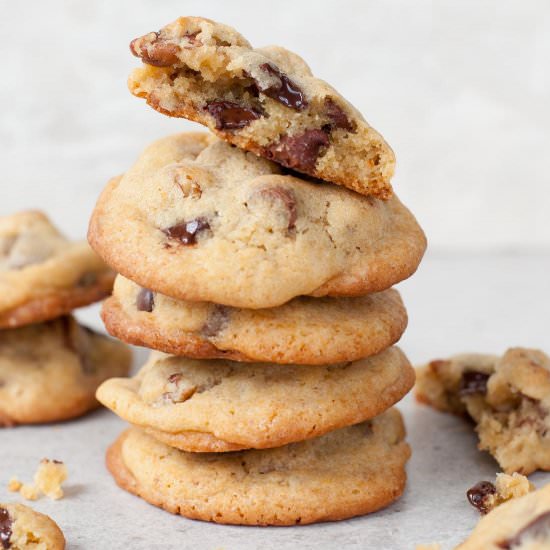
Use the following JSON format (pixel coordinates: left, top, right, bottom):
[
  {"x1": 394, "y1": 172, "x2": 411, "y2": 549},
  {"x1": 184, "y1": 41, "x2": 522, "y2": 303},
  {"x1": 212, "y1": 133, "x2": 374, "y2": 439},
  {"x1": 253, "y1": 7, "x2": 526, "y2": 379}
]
[{"x1": 2, "y1": 0, "x2": 549, "y2": 249}]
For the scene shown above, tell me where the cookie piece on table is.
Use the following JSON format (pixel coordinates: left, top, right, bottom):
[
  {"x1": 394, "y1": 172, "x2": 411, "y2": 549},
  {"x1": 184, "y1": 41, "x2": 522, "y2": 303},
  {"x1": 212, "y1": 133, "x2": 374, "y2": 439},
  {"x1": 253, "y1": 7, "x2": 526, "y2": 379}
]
[
  {"x1": 102, "y1": 275, "x2": 407, "y2": 364},
  {"x1": 107, "y1": 408, "x2": 410, "y2": 525},
  {"x1": 416, "y1": 348, "x2": 550, "y2": 475},
  {"x1": 0, "y1": 503, "x2": 65, "y2": 549},
  {"x1": 467, "y1": 473, "x2": 535, "y2": 515},
  {"x1": 457, "y1": 483, "x2": 550, "y2": 549},
  {"x1": 128, "y1": 16, "x2": 395, "y2": 199},
  {"x1": 0, "y1": 211, "x2": 114, "y2": 329},
  {"x1": 88, "y1": 133, "x2": 426, "y2": 309},
  {"x1": 0, "y1": 316, "x2": 132, "y2": 426},
  {"x1": 97, "y1": 346, "x2": 414, "y2": 452}
]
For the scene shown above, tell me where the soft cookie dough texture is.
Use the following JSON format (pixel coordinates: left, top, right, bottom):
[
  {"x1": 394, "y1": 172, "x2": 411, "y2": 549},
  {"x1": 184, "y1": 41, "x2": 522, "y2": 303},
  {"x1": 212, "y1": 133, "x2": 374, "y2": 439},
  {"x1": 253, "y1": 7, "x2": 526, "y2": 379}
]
[
  {"x1": 107, "y1": 409, "x2": 410, "y2": 526},
  {"x1": 0, "y1": 316, "x2": 132, "y2": 426},
  {"x1": 0, "y1": 211, "x2": 114, "y2": 328},
  {"x1": 102, "y1": 275, "x2": 408, "y2": 364},
  {"x1": 128, "y1": 16, "x2": 396, "y2": 198},
  {"x1": 88, "y1": 133, "x2": 426, "y2": 309},
  {"x1": 96, "y1": 346, "x2": 415, "y2": 452},
  {"x1": 416, "y1": 348, "x2": 550, "y2": 475},
  {"x1": 0, "y1": 503, "x2": 65, "y2": 550}
]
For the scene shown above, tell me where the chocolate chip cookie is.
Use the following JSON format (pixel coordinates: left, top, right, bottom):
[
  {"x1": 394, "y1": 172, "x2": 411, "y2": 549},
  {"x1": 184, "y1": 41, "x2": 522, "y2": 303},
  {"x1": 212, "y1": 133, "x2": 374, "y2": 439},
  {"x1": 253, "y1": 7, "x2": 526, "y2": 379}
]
[
  {"x1": 106, "y1": 408, "x2": 410, "y2": 525},
  {"x1": 128, "y1": 16, "x2": 395, "y2": 199},
  {"x1": 101, "y1": 275, "x2": 407, "y2": 364},
  {"x1": 0, "y1": 503, "x2": 65, "y2": 549},
  {"x1": 0, "y1": 316, "x2": 132, "y2": 426},
  {"x1": 0, "y1": 211, "x2": 114, "y2": 328},
  {"x1": 97, "y1": 346, "x2": 414, "y2": 452},
  {"x1": 457, "y1": 482, "x2": 550, "y2": 549},
  {"x1": 88, "y1": 133, "x2": 426, "y2": 309},
  {"x1": 416, "y1": 348, "x2": 550, "y2": 474}
]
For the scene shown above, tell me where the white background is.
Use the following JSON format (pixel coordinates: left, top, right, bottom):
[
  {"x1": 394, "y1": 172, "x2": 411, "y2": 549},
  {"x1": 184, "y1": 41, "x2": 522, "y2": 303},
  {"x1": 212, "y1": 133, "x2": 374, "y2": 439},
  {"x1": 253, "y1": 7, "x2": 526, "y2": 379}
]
[{"x1": 1, "y1": 0, "x2": 549, "y2": 250}]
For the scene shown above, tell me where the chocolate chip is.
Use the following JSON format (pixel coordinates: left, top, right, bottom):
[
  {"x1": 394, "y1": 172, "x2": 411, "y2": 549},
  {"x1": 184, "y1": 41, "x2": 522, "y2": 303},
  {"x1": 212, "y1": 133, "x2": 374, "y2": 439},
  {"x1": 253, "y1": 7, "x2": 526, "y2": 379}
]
[
  {"x1": 205, "y1": 101, "x2": 262, "y2": 130},
  {"x1": 202, "y1": 305, "x2": 230, "y2": 337},
  {"x1": 130, "y1": 32, "x2": 180, "y2": 67},
  {"x1": 265, "y1": 129, "x2": 329, "y2": 172},
  {"x1": 498, "y1": 511, "x2": 550, "y2": 548},
  {"x1": 324, "y1": 97, "x2": 355, "y2": 132},
  {"x1": 466, "y1": 481, "x2": 496, "y2": 514},
  {"x1": 136, "y1": 288, "x2": 155, "y2": 312},
  {"x1": 459, "y1": 371, "x2": 490, "y2": 396},
  {"x1": 162, "y1": 218, "x2": 210, "y2": 245},
  {"x1": 258, "y1": 63, "x2": 307, "y2": 110},
  {"x1": 251, "y1": 186, "x2": 297, "y2": 231},
  {"x1": 77, "y1": 272, "x2": 98, "y2": 287},
  {"x1": 59, "y1": 317, "x2": 96, "y2": 375},
  {"x1": 0, "y1": 507, "x2": 12, "y2": 550}
]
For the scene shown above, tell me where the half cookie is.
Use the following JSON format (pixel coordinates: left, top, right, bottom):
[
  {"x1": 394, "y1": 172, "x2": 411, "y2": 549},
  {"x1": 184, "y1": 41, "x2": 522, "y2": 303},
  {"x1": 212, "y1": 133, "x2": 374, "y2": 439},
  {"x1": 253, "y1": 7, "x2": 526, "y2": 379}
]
[
  {"x1": 88, "y1": 133, "x2": 426, "y2": 308},
  {"x1": 102, "y1": 275, "x2": 407, "y2": 364},
  {"x1": 0, "y1": 211, "x2": 114, "y2": 328},
  {"x1": 0, "y1": 316, "x2": 132, "y2": 426},
  {"x1": 416, "y1": 348, "x2": 550, "y2": 475},
  {"x1": 107, "y1": 408, "x2": 410, "y2": 525},
  {"x1": 97, "y1": 347, "x2": 414, "y2": 452},
  {"x1": 0, "y1": 503, "x2": 65, "y2": 550},
  {"x1": 128, "y1": 16, "x2": 395, "y2": 198}
]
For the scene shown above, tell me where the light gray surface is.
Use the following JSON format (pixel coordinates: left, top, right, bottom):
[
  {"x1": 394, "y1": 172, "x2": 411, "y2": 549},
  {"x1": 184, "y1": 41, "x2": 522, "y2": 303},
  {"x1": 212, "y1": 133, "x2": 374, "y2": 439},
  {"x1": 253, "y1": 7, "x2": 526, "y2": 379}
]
[
  {"x1": 2, "y1": 0, "x2": 550, "y2": 249},
  {"x1": 1, "y1": 252, "x2": 549, "y2": 549}
]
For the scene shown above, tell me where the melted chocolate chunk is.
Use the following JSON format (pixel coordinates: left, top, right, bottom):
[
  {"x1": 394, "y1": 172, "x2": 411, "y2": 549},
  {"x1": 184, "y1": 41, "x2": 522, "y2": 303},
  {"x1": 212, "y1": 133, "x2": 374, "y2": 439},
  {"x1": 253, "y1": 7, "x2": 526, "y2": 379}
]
[
  {"x1": 205, "y1": 101, "x2": 262, "y2": 130},
  {"x1": 254, "y1": 186, "x2": 297, "y2": 231},
  {"x1": 77, "y1": 271, "x2": 97, "y2": 287},
  {"x1": 136, "y1": 288, "x2": 155, "y2": 312},
  {"x1": 130, "y1": 32, "x2": 180, "y2": 67},
  {"x1": 459, "y1": 371, "x2": 490, "y2": 396},
  {"x1": 466, "y1": 481, "x2": 496, "y2": 514},
  {"x1": 163, "y1": 218, "x2": 210, "y2": 245},
  {"x1": 265, "y1": 129, "x2": 329, "y2": 172},
  {"x1": 259, "y1": 63, "x2": 307, "y2": 110},
  {"x1": 0, "y1": 507, "x2": 12, "y2": 550},
  {"x1": 324, "y1": 97, "x2": 355, "y2": 132},
  {"x1": 168, "y1": 373, "x2": 182, "y2": 384},
  {"x1": 498, "y1": 511, "x2": 550, "y2": 548},
  {"x1": 59, "y1": 317, "x2": 96, "y2": 375},
  {"x1": 202, "y1": 305, "x2": 230, "y2": 337}
]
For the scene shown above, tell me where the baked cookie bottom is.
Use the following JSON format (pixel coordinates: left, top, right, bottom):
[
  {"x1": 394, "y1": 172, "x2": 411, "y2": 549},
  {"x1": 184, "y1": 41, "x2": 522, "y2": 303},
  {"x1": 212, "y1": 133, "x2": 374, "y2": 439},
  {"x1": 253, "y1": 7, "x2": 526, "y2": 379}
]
[
  {"x1": 0, "y1": 270, "x2": 114, "y2": 329},
  {"x1": 96, "y1": 346, "x2": 414, "y2": 452},
  {"x1": 103, "y1": 276, "x2": 407, "y2": 364},
  {"x1": 107, "y1": 408, "x2": 410, "y2": 526}
]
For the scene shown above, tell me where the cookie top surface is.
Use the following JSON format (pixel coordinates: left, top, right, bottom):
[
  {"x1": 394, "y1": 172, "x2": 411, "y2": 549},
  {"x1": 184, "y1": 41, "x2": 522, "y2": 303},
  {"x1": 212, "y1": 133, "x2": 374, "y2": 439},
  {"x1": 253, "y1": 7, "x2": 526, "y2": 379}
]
[
  {"x1": 88, "y1": 133, "x2": 426, "y2": 308},
  {"x1": 457, "y1": 483, "x2": 550, "y2": 550},
  {"x1": 102, "y1": 275, "x2": 407, "y2": 364},
  {"x1": 416, "y1": 348, "x2": 550, "y2": 475},
  {"x1": 0, "y1": 502, "x2": 65, "y2": 549},
  {"x1": 97, "y1": 346, "x2": 414, "y2": 451},
  {"x1": 0, "y1": 211, "x2": 114, "y2": 328},
  {"x1": 0, "y1": 316, "x2": 132, "y2": 426},
  {"x1": 128, "y1": 16, "x2": 395, "y2": 198},
  {"x1": 107, "y1": 408, "x2": 410, "y2": 525}
]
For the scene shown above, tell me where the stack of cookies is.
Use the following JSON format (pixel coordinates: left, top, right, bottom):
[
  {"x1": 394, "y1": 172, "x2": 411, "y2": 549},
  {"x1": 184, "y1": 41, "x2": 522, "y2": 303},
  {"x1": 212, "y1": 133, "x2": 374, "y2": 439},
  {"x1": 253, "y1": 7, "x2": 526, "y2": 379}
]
[
  {"x1": 90, "y1": 16, "x2": 427, "y2": 526},
  {"x1": 0, "y1": 211, "x2": 131, "y2": 426}
]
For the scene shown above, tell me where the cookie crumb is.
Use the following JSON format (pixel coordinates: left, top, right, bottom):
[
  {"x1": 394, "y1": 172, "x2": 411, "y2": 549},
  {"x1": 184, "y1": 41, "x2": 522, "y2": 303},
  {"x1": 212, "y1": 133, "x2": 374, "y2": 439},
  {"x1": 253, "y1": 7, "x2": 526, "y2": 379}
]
[
  {"x1": 467, "y1": 472, "x2": 534, "y2": 514},
  {"x1": 10, "y1": 459, "x2": 68, "y2": 501},
  {"x1": 7, "y1": 477, "x2": 22, "y2": 492}
]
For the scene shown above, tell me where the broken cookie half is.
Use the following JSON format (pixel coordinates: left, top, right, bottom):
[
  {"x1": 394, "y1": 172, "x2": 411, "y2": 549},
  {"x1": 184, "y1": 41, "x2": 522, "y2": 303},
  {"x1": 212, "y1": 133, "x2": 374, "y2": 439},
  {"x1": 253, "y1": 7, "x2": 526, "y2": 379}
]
[
  {"x1": 128, "y1": 16, "x2": 395, "y2": 199},
  {"x1": 416, "y1": 347, "x2": 550, "y2": 475}
]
